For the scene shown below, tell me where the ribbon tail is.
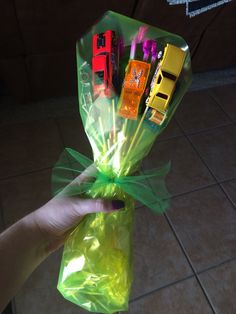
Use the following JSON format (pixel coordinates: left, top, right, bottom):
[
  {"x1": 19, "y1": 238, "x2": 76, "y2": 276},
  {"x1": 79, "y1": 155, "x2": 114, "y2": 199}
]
[
  {"x1": 117, "y1": 163, "x2": 171, "y2": 213},
  {"x1": 55, "y1": 181, "x2": 94, "y2": 198},
  {"x1": 52, "y1": 148, "x2": 94, "y2": 197},
  {"x1": 134, "y1": 161, "x2": 171, "y2": 181},
  {"x1": 65, "y1": 148, "x2": 93, "y2": 169},
  {"x1": 121, "y1": 181, "x2": 170, "y2": 213}
]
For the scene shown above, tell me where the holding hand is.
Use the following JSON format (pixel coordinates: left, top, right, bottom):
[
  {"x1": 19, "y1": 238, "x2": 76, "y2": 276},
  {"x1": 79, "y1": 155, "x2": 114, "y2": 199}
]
[{"x1": 0, "y1": 165, "x2": 124, "y2": 312}]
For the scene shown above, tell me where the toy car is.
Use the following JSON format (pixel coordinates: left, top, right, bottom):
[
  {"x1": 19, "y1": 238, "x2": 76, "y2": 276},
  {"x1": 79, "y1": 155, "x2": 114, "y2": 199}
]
[
  {"x1": 146, "y1": 44, "x2": 186, "y2": 125},
  {"x1": 118, "y1": 60, "x2": 150, "y2": 119},
  {"x1": 92, "y1": 30, "x2": 119, "y2": 98}
]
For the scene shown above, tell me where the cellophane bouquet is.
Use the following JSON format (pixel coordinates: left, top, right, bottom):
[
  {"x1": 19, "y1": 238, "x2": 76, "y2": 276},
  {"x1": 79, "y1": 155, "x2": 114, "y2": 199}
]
[{"x1": 53, "y1": 11, "x2": 192, "y2": 314}]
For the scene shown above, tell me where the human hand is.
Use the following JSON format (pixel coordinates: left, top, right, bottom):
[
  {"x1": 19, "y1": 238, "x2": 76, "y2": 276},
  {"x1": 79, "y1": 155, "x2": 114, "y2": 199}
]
[
  {"x1": 0, "y1": 165, "x2": 125, "y2": 311},
  {"x1": 25, "y1": 165, "x2": 124, "y2": 253}
]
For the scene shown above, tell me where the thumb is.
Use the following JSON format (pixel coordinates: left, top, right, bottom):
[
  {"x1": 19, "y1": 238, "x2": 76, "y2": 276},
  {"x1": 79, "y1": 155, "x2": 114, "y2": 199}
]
[
  {"x1": 29, "y1": 198, "x2": 125, "y2": 249},
  {"x1": 72, "y1": 198, "x2": 125, "y2": 215}
]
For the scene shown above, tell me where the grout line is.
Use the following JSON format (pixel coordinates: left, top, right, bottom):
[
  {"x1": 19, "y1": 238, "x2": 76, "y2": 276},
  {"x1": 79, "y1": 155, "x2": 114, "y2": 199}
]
[
  {"x1": 175, "y1": 121, "x2": 234, "y2": 137},
  {"x1": 197, "y1": 256, "x2": 236, "y2": 276},
  {"x1": 156, "y1": 133, "x2": 184, "y2": 143},
  {"x1": 143, "y1": 148, "x2": 220, "y2": 311},
  {"x1": 138, "y1": 168, "x2": 216, "y2": 312},
  {"x1": 142, "y1": 163, "x2": 218, "y2": 201},
  {"x1": 219, "y1": 183, "x2": 236, "y2": 209},
  {"x1": 135, "y1": 175, "x2": 236, "y2": 211},
  {"x1": 194, "y1": 275, "x2": 217, "y2": 314},
  {"x1": 188, "y1": 141, "x2": 236, "y2": 210},
  {"x1": 155, "y1": 121, "x2": 236, "y2": 145},
  {"x1": 167, "y1": 121, "x2": 236, "y2": 308},
  {"x1": 189, "y1": 69, "x2": 236, "y2": 91},
  {"x1": 208, "y1": 91, "x2": 234, "y2": 123},
  {"x1": 170, "y1": 173, "x2": 236, "y2": 200},
  {"x1": 0, "y1": 167, "x2": 52, "y2": 182},
  {"x1": 170, "y1": 182, "x2": 218, "y2": 200},
  {"x1": 0, "y1": 121, "x2": 66, "y2": 183},
  {"x1": 140, "y1": 118, "x2": 236, "y2": 310},
  {"x1": 189, "y1": 82, "x2": 236, "y2": 92},
  {"x1": 164, "y1": 213, "x2": 217, "y2": 313},
  {"x1": 135, "y1": 181, "x2": 218, "y2": 211},
  {"x1": 218, "y1": 176, "x2": 236, "y2": 185},
  {"x1": 175, "y1": 119, "x2": 236, "y2": 210},
  {"x1": 130, "y1": 274, "x2": 195, "y2": 303}
]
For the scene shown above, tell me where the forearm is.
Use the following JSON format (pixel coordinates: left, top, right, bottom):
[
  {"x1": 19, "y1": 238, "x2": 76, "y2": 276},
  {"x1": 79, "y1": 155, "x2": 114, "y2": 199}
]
[
  {"x1": 0, "y1": 165, "x2": 122, "y2": 312},
  {"x1": 0, "y1": 215, "x2": 50, "y2": 312}
]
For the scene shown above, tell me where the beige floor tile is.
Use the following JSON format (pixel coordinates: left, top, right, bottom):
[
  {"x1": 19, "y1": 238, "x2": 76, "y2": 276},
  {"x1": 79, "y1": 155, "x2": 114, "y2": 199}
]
[
  {"x1": 221, "y1": 179, "x2": 236, "y2": 207},
  {"x1": 190, "y1": 124, "x2": 236, "y2": 181},
  {"x1": 168, "y1": 186, "x2": 236, "y2": 272},
  {"x1": 210, "y1": 83, "x2": 236, "y2": 122},
  {"x1": 15, "y1": 250, "x2": 89, "y2": 314},
  {"x1": 131, "y1": 206, "x2": 192, "y2": 299},
  {"x1": 0, "y1": 170, "x2": 51, "y2": 227},
  {"x1": 175, "y1": 90, "x2": 231, "y2": 134},
  {"x1": 56, "y1": 116, "x2": 93, "y2": 159},
  {"x1": 0, "y1": 119, "x2": 63, "y2": 179},
  {"x1": 199, "y1": 259, "x2": 236, "y2": 314},
  {"x1": 128, "y1": 277, "x2": 212, "y2": 314},
  {"x1": 143, "y1": 136, "x2": 215, "y2": 196},
  {"x1": 156, "y1": 118, "x2": 183, "y2": 141}
]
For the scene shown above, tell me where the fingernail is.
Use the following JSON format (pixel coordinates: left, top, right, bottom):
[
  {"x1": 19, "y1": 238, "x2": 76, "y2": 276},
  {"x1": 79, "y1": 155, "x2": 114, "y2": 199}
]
[{"x1": 111, "y1": 200, "x2": 125, "y2": 210}]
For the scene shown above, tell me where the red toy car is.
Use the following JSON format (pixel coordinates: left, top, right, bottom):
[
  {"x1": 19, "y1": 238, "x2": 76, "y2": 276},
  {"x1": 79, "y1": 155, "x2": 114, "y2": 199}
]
[{"x1": 92, "y1": 30, "x2": 119, "y2": 98}]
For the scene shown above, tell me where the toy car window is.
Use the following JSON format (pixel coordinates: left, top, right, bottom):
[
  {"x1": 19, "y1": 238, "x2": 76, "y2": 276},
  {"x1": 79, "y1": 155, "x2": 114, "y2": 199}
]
[
  {"x1": 97, "y1": 33, "x2": 105, "y2": 48},
  {"x1": 94, "y1": 71, "x2": 104, "y2": 85},
  {"x1": 156, "y1": 92, "x2": 168, "y2": 100},
  {"x1": 162, "y1": 71, "x2": 176, "y2": 81},
  {"x1": 157, "y1": 75, "x2": 162, "y2": 84}
]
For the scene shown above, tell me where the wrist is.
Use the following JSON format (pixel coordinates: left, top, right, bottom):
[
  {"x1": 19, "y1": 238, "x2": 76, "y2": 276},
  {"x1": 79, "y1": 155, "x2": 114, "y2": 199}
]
[
  {"x1": 25, "y1": 204, "x2": 68, "y2": 254},
  {"x1": 20, "y1": 214, "x2": 51, "y2": 261},
  {"x1": 0, "y1": 213, "x2": 50, "y2": 310}
]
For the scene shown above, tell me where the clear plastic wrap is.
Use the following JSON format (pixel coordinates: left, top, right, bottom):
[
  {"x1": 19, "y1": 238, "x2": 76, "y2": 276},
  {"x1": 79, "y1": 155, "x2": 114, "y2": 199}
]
[{"x1": 53, "y1": 11, "x2": 192, "y2": 314}]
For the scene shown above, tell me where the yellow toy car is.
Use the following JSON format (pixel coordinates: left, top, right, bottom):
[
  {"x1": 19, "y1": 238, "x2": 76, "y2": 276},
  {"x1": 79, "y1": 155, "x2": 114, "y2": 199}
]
[{"x1": 146, "y1": 44, "x2": 186, "y2": 125}]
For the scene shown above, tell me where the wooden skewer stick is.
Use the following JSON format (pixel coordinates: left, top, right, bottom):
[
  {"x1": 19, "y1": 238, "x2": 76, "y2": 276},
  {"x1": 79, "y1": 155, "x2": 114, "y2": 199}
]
[
  {"x1": 112, "y1": 99, "x2": 116, "y2": 145},
  {"x1": 121, "y1": 118, "x2": 129, "y2": 158},
  {"x1": 126, "y1": 106, "x2": 149, "y2": 160},
  {"x1": 99, "y1": 116, "x2": 107, "y2": 154},
  {"x1": 107, "y1": 138, "x2": 110, "y2": 152}
]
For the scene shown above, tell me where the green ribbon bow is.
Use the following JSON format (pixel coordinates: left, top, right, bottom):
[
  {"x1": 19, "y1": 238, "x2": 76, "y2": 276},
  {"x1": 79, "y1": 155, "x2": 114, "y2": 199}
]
[{"x1": 52, "y1": 148, "x2": 171, "y2": 214}]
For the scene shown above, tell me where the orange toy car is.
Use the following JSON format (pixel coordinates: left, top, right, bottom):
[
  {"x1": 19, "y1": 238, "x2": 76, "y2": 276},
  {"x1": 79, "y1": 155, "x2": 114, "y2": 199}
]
[{"x1": 118, "y1": 60, "x2": 150, "y2": 119}]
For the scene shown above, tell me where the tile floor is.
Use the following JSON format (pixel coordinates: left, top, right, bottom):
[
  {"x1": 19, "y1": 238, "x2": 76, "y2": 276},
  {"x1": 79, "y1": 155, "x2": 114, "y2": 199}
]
[{"x1": 0, "y1": 74, "x2": 236, "y2": 314}]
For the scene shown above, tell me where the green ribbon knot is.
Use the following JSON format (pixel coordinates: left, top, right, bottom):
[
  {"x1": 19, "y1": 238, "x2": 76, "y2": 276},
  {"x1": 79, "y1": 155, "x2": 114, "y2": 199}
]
[
  {"x1": 97, "y1": 172, "x2": 117, "y2": 185},
  {"x1": 52, "y1": 148, "x2": 171, "y2": 214}
]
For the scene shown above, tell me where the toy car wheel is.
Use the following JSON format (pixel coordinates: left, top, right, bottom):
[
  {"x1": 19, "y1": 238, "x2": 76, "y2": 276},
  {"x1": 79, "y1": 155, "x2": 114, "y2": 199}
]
[
  {"x1": 112, "y1": 36, "x2": 117, "y2": 46},
  {"x1": 81, "y1": 71, "x2": 90, "y2": 83},
  {"x1": 118, "y1": 37, "x2": 125, "y2": 57}
]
